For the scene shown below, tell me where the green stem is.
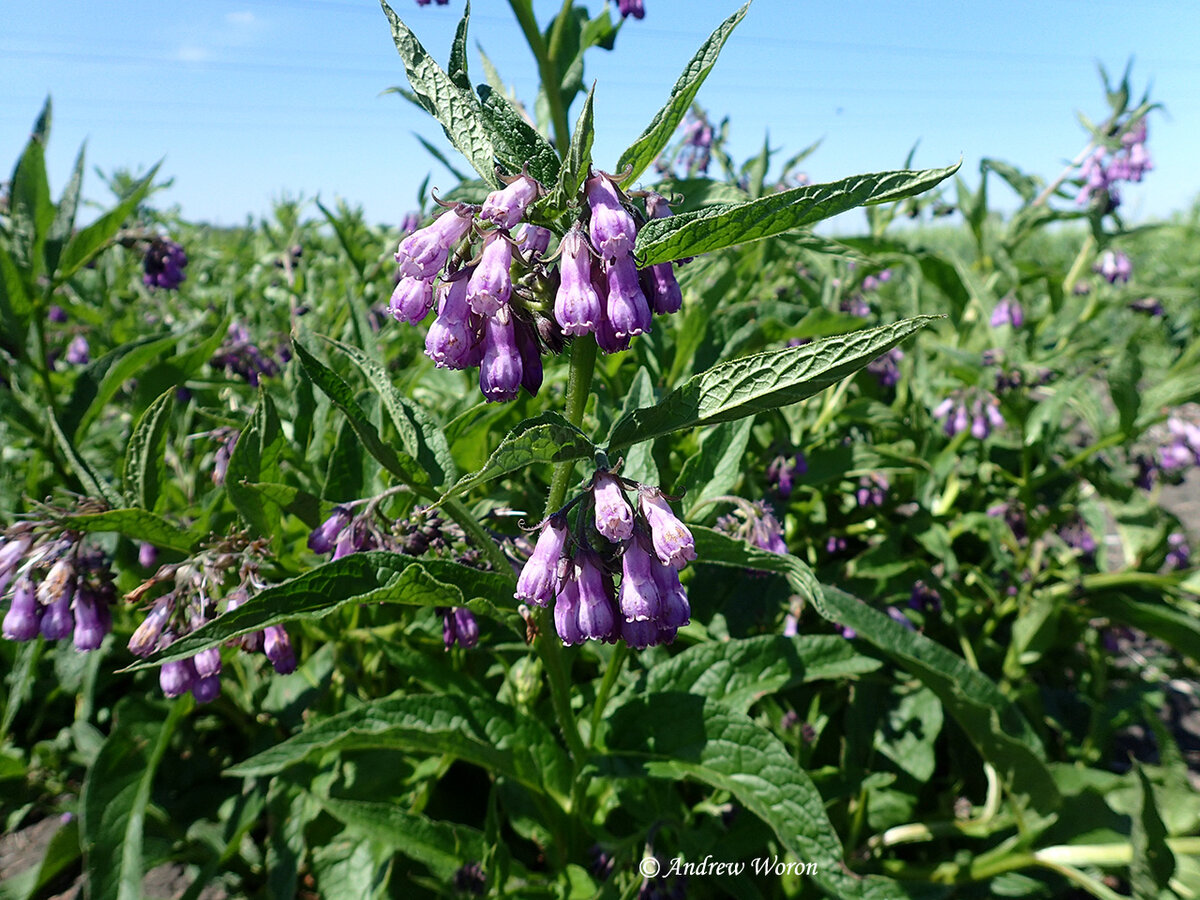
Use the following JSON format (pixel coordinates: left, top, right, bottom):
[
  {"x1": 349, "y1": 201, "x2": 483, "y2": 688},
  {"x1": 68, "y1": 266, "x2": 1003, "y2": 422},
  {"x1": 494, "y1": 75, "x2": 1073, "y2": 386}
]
[
  {"x1": 545, "y1": 336, "x2": 597, "y2": 517},
  {"x1": 508, "y1": 0, "x2": 572, "y2": 154},
  {"x1": 588, "y1": 642, "x2": 628, "y2": 749}
]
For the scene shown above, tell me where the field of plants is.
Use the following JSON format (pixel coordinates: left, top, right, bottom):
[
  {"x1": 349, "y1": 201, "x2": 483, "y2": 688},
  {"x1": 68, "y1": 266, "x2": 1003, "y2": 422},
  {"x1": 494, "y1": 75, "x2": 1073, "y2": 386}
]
[{"x1": 4, "y1": 2, "x2": 1200, "y2": 898}]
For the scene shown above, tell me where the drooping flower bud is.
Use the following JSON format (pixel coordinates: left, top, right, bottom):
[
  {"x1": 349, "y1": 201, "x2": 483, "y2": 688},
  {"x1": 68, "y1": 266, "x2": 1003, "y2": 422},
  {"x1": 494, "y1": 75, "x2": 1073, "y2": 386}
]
[
  {"x1": 643, "y1": 262, "x2": 683, "y2": 315},
  {"x1": 128, "y1": 601, "x2": 171, "y2": 656},
  {"x1": 554, "y1": 231, "x2": 603, "y2": 336},
  {"x1": 513, "y1": 223, "x2": 552, "y2": 257},
  {"x1": 2, "y1": 576, "x2": 41, "y2": 642},
  {"x1": 586, "y1": 173, "x2": 637, "y2": 261},
  {"x1": 193, "y1": 646, "x2": 222, "y2": 678},
  {"x1": 479, "y1": 313, "x2": 523, "y2": 403},
  {"x1": 515, "y1": 321, "x2": 543, "y2": 397},
  {"x1": 40, "y1": 585, "x2": 75, "y2": 641},
  {"x1": 264, "y1": 625, "x2": 297, "y2": 674},
  {"x1": 466, "y1": 232, "x2": 513, "y2": 317},
  {"x1": 37, "y1": 557, "x2": 74, "y2": 607},
  {"x1": 396, "y1": 207, "x2": 473, "y2": 280},
  {"x1": 425, "y1": 278, "x2": 481, "y2": 370},
  {"x1": 452, "y1": 608, "x2": 479, "y2": 648},
  {"x1": 515, "y1": 515, "x2": 569, "y2": 607},
  {"x1": 593, "y1": 472, "x2": 634, "y2": 542},
  {"x1": 638, "y1": 488, "x2": 696, "y2": 569},
  {"x1": 308, "y1": 507, "x2": 353, "y2": 554},
  {"x1": 72, "y1": 588, "x2": 108, "y2": 651},
  {"x1": 480, "y1": 175, "x2": 539, "y2": 230},
  {"x1": 603, "y1": 255, "x2": 652, "y2": 340},
  {"x1": 389, "y1": 276, "x2": 435, "y2": 325},
  {"x1": 138, "y1": 542, "x2": 158, "y2": 569},
  {"x1": 0, "y1": 534, "x2": 31, "y2": 597},
  {"x1": 618, "y1": 0, "x2": 645, "y2": 19},
  {"x1": 575, "y1": 552, "x2": 616, "y2": 642},
  {"x1": 65, "y1": 335, "x2": 90, "y2": 366},
  {"x1": 160, "y1": 656, "x2": 196, "y2": 698},
  {"x1": 191, "y1": 675, "x2": 221, "y2": 704},
  {"x1": 553, "y1": 574, "x2": 584, "y2": 646},
  {"x1": 650, "y1": 558, "x2": 691, "y2": 629}
]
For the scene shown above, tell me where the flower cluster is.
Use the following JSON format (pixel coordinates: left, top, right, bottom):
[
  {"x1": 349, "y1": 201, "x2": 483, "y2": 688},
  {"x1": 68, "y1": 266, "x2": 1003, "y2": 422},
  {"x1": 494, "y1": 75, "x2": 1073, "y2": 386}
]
[
  {"x1": 307, "y1": 499, "x2": 484, "y2": 646},
  {"x1": 143, "y1": 238, "x2": 188, "y2": 290},
  {"x1": 1167, "y1": 533, "x2": 1191, "y2": 570},
  {"x1": 990, "y1": 296, "x2": 1024, "y2": 329},
  {"x1": 1095, "y1": 250, "x2": 1132, "y2": 284},
  {"x1": 714, "y1": 499, "x2": 787, "y2": 556},
  {"x1": 837, "y1": 265, "x2": 892, "y2": 318},
  {"x1": 655, "y1": 108, "x2": 714, "y2": 178},
  {"x1": 1155, "y1": 416, "x2": 1200, "y2": 475},
  {"x1": 515, "y1": 471, "x2": 693, "y2": 650},
  {"x1": 618, "y1": 0, "x2": 645, "y2": 19},
  {"x1": 767, "y1": 452, "x2": 807, "y2": 499},
  {"x1": 854, "y1": 473, "x2": 890, "y2": 508},
  {"x1": 867, "y1": 347, "x2": 904, "y2": 389},
  {"x1": 65, "y1": 334, "x2": 90, "y2": 366},
  {"x1": 127, "y1": 537, "x2": 295, "y2": 703},
  {"x1": 934, "y1": 389, "x2": 1005, "y2": 439},
  {"x1": 210, "y1": 323, "x2": 285, "y2": 386},
  {"x1": 1076, "y1": 117, "x2": 1152, "y2": 209},
  {"x1": 1, "y1": 524, "x2": 114, "y2": 651},
  {"x1": 391, "y1": 172, "x2": 685, "y2": 403}
]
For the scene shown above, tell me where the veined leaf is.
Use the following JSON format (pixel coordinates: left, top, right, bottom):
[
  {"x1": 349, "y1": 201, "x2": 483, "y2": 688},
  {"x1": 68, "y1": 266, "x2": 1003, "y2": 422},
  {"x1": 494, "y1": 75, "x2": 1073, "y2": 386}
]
[
  {"x1": 225, "y1": 391, "x2": 284, "y2": 538},
  {"x1": 58, "y1": 509, "x2": 200, "y2": 554},
  {"x1": 8, "y1": 100, "x2": 55, "y2": 279},
  {"x1": 1130, "y1": 764, "x2": 1175, "y2": 900},
  {"x1": 80, "y1": 698, "x2": 186, "y2": 900},
  {"x1": 635, "y1": 163, "x2": 960, "y2": 266},
  {"x1": 447, "y1": 0, "x2": 471, "y2": 93},
  {"x1": 67, "y1": 332, "x2": 180, "y2": 442},
  {"x1": 544, "y1": 82, "x2": 595, "y2": 214},
  {"x1": 44, "y1": 141, "x2": 86, "y2": 277},
  {"x1": 644, "y1": 635, "x2": 881, "y2": 713},
  {"x1": 692, "y1": 527, "x2": 1060, "y2": 817},
  {"x1": 55, "y1": 162, "x2": 161, "y2": 283},
  {"x1": 379, "y1": 0, "x2": 499, "y2": 187},
  {"x1": 125, "y1": 552, "x2": 516, "y2": 670},
  {"x1": 615, "y1": 4, "x2": 749, "y2": 187},
  {"x1": 228, "y1": 692, "x2": 572, "y2": 804},
  {"x1": 675, "y1": 417, "x2": 754, "y2": 517},
  {"x1": 478, "y1": 85, "x2": 560, "y2": 185},
  {"x1": 437, "y1": 411, "x2": 594, "y2": 504},
  {"x1": 606, "y1": 366, "x2": 658, "y2": 485},
  {"x1": 48, "y1": 411, "x2": 124, "y2": 508},
  {"x1": 121, "y1": 388, "x2": 174, "y2": 511},
  {"x1": 607, "y1": 317, "x2": 938, "y2": 450}
]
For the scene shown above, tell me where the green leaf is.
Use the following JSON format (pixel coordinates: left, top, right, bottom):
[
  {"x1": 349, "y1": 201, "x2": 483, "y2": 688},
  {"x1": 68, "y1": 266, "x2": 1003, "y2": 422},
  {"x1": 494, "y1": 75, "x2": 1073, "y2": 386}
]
[
  {"x1": 1130, "y1": 765, "x2": 1176, "y2": 900},
  {"x1": 126, "y1": 552, "x2": 516, "y2": 669},
  {"x1": 615, "y1": 4, "x2": 749, "y2": 187},
  {"x1": 635, "y1": 163, "x2": 960, "y2": 265},
  {"x1": 55, "y1": 162, "x2": 161, "y2": 283},
  {"x1": 478, "y1": 85, "x2": 560, "y2": 185},
  {"x1": 607, "y1": 317, "x2": 938, "y2": 451},
  {"x1": 324, "y1": 337, "x2": 456, "y2": 488},
  {"x1": 317, "y1": 798, "x2": 490, "y2": 881},
  {"x1": 228, "y1": 692, "x2": 572, "y2": 804},
  {"x1": 447, "y1": 1, "x2": 471, "y2": 93},
  {"x1": 607, "y1": 366, "x2": 658, "y2": 485},
  {"x1": 48, "y1": 411, "x2": 124, "y2": 508},
  {"x1": 606, "y1": 694, "x2": 915, "y2": 900},
  {"x1": 80, "y1": 698, "x2": 186, "y2": 900},
  {"x1": 44, "y1": 142, "x2": 86, "y2": 277},
  {"x1": 316, "y1": 199, "x2": 367, "y2": 278},
  {"x1": 0, "y1": 246, "x2": 32, "y2": 352},
  {"x1": 1084, "y1": 593, "x2": 1200, "y2": 662},
  {"x1": 691, "y1": 527, "x2": 1060, "y2": 818},
  {"x1": 545, "y1": 82, "x2": 595, "y2": 214},
  {"x1": 58, "y1": 509, "x2": 200, "y2": 553},
  {"x1": 379, "y1": 0, "x2": 499, "y2": 187},
  {"x1": 240, "y1": 482, "x2": 324, "y2": 529},
  {"x1": 645, "y1": 635, "x2": 881, "y2": 713},
  {"x1": 675, "y1": 417, "x2": 754, "y2": 517},
  {"x1": 0, "y1": 817, "x2": 80, "y2": 900},
  {"x1": 292, "y1": 337, "x2": 428, "y2": 486},
  {"x1": 225, "y1": 392, "x2": 284, "y2": 538},
  {"x1": 67, "y1": 332, "x2": 180, "y2": 442},
  {"x1": 121, "y1": 388, "x2": 174, "y2": 510},
  {"x1": 8, "y1": 100, "x2": 55, "y2": 279},
  {"x1": 437, "y1": 411, "x2": 594, "y2": 504}
]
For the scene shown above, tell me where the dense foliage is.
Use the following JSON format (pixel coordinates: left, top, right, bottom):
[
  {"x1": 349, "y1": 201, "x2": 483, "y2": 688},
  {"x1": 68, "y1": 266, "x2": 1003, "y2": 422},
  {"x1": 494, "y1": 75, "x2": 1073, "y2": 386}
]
[{"x1": 3, "y1": 3, "x2": 1200, "y2": 898}]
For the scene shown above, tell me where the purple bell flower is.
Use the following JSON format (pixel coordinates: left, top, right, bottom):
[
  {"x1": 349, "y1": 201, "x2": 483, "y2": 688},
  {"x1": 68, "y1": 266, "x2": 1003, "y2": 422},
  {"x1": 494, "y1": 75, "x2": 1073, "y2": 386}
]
[
  {"x1": 65, "y1": 335, "x2": 90, "y2": 365},
  {"x1": 396, "y1": 207, "x2": 473, "y2": 280},
  {"x1": 160, "y1": 656, "x2": 196, "y2": 698},
  {"x1": 479, "y1": 313, "x2": 523, "y2": 403},
  {"x1": 575, "y1": 552, "x2": 616, "y2": 642},
  {"x1": 479, "y1": 175, "x2": 539, "y2": 230},
  {"x1": 72, "y1": 588, "x2": 108, "y2": 651},
  {"x1": 643, "y1": 261, "x2": 683, "y2": 316},
  {"x1": 515, "y1": 515, "x2": 568, "y2": 607},
  {"x1": 586, "y1": 173, "x2": 636, "y2": 261},
  {"x1": 650, "y1": 558, "x2": 690, "y2": 629},
  {"x1": 604, "y1": 255, "x2": 652, "y2": 341},
  {"x1": 143, "y1": 239, "x2": 188, "y2": 290},
  {"x1": 553, "y1": 574, "x2": 584, "y2": 646},
  {"x1": 990, "y1": 297, "x2": 1024, "y2": 329},
  {"x1": 466, "y1": 232, "x2": 513, "y2": 317},
  {"x1": 1167, "y1": 532, "x2": 1190, "y2": 570},
  {"x1": 618, "y1": 540, "x2": 662, "y2": 623},
  {"x1": 593, "y1": 472, "x2": 634, "y2": 542},
  {"x1": 128, "y1": 601, "x2": 171, "y2": 656},
  {"x1": 264, "y1": 625, "x2": 297, "y2": 674},
  {"x1": 513, "y1": 223, "x2": 551, "y2": 257},
  {"x1": 389, "y1": 276, "x2": 435, "y2": 325},
  {"x1": 554, "y1": 230, "x2": 603, "y2": 336},
  {"x1": 425, "y1": 278, "x2": 481, "y2": 370},
  {"x1": 191, "y1": 675, "x2": 221, "y2": 704},
  {"x1": 618, "y1": 0, "x2": 645, "y2": 18},
  {"x1": 308, "y1": 507, "x2": 353, "y2": 554},
  {"x1": 638, "y1": 488, "x2": 696, "y2": 569},
  {"x1": 515, "y1": 321, "x2": 543, "y2": 397},
  {"x1": 193, "y1": 646, "x2": 222, "y2": 678},
  {"x1": 2, "y1": 576, "x2": 41, "y2": 642}
]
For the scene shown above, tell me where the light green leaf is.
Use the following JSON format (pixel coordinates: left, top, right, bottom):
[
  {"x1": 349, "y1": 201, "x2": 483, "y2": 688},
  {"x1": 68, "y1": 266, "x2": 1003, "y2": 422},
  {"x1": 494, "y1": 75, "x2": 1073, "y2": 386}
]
[
  {"x1": 55, "y1": 163, "x2": 161, "y2": 283},
  {"x1": 58, "y1": 509, "x2": 200, "y2": 554},
  {"x1": 80, "y1": 698, "x2": 186, "y2": 900},
  {"x1": 615, "y1": 4, "x2": 749, "y2": 187},
  {"x1": 1130, "y1": 765, "x2": 1176, "y2": 900},
  {"x1": 48, "y1": 411, "x2": 124, "y2": 508},
  {"x1": 607, "y1": 317, "x2": 938, "y2": 451},
  {"x1": 635, "y1": 163, "x2": 959, "y2": 266},
  {"x1": 437, "y1": 411, "x2": 594, "y2": 504},
  {"x1": 645, "y1": 635, "x2": 881, "y2": 713},
  {"x1": 67, "y1": 332, "x2": 180, "y2": 442},
  {"x1": 44, "y1": 141, "x2": 86, "y2": 277},
  {"x1": 607, "y1": 366, "x2": 658, "y2": 484},
  {"x1": 544, "y1": 82, "x2": 595, "y2": 214},
  {"x1": 121, "y1": 388, "x2": 174, "y2": 510},
  {"x1": 675, "y1": 417, "x2": 754, "y2": 517},
  {"x1": 225, "y1": 391, "x2": 284, "y2": 538},
  {"x1": 379, "y1": 0, "x2": 499, "y2": 187}
]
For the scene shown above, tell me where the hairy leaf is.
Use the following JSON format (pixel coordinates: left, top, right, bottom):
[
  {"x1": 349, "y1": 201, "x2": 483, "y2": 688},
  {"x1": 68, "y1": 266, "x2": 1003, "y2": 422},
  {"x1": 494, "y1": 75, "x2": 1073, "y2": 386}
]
[
  {"x1": 121, "y1": 388, "x2": 174, "y2": 511},
  {"x1": 58, "y1": 509, "x2": 200, "y2": 553}
]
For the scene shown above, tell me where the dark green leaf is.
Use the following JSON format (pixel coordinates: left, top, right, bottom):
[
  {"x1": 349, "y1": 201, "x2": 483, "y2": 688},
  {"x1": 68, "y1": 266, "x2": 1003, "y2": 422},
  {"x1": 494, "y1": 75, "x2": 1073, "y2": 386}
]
[
  {"x1": 225, "y1": 391, "x2": 284, "y2": 538},
  {"x1": 1084, "y1": 593, "x2": 1200, "y2": 662},
  {"x1": 645, "y1": 635, "x2": 881, "y2": 713},
  {"x1": 1130, "y1": 765, "x2": 1176, "y2": 900},
  {"x1": 241, "y1": 482, "x2": 324, "y2": 529},
  {"x1": 545, "y1": 82, "x2": 594, "y2": 214},
  {"x1": 126, "y1": 552, "x2": 516, "y2": 669},
  {"x1": 607, "y1": 366, "x2": 658, "y2": 484},
  {"x1": 437, "y1": 411, "x2": 594, "y2": 504},
  {"x1": 447, "y1": 1, "x2": 471, "y2": 93},
  {"x1": 48, "y1": 411, "x2": 124, "y2": 507},
  {"x1": 615, "y1": 4, "x2": 749, "y2": 187},
  {"x1": 80, "y1": 698, "x2": 186, "y2": 900},
  {"x1": 55, "y1": 162, "x2": 161, "y2": 282},
  {"x1": 59, "y1": 509, "x2": 200, "y2": 553},
  {"x1": 8, "y1": 101, "x2": 55, "y2": 278},
  {"x1": 635, "y1": 164, "x2": 960, "y2": 265},
  {"x1": 121, "y1": 388, "x2": 173, "y2": 510},
  {"x1": 67, "y1": 332, "x2": 180, "y2": 442},
  {"x1": 228, "y1": 692, "x2": 572, "y2": 804},
  {"x1": 691, "y1": 527, "x2": 1060, "y2": 817},
  {"x1": 0, "y1": 246, "x2": 31, "y2": 351},
  {"x1": 379, "y1": 0, "x2": 499, "y2": 186},
  {"x1": 675, "y1": 417, "x2": 754, "y2": 517},
  {"x1": 44, "y1": 142, "x2": 86, "y2": 277},
  {"x1": 478, "y1": 85, "x2": 560, "y2": 185},
  {"x1": 607, "y1": 317, "x2": 938, "y2": 450}
]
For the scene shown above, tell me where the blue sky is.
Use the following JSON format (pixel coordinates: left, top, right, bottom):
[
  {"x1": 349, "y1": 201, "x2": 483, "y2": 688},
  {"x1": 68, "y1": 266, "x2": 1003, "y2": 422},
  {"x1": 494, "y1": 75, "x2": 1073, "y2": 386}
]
[{"x1": 4, "y1": 0, "x2": 1198, "y2": 227}]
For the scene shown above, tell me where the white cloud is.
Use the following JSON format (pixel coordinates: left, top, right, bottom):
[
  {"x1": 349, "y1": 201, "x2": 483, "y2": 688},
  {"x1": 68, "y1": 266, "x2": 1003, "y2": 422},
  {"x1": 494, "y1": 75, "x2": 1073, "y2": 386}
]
[
  {"x1": 225, "y1": 11, "x2": 256, "y2": 26},
  {"x1": 176, "y1": 44, "x2": 211, "y2": 62}
]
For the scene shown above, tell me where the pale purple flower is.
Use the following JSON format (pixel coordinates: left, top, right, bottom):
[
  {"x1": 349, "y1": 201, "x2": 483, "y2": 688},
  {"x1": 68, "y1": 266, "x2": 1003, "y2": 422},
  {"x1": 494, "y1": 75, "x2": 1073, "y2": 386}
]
[
  {"x1": 593, "y1": 472, "x2": 634, "y2": 542},
  {"x1": 2, "y1": 576, "x2": 40, "y2": 642},
  {"x1": 389, "y1": 276, "x2": 436, "y2": 325},
  {"x1": 553, "y1": 575, "x2": 583, "y2": 646},
  {"x1": 515, "y1": 515, "x2": 568, "y2": 607},
  {"x1": 554, "y1": 230, "x2": 602, "y2": 336},
  {"x1": 618, "y1": 540, "x2": 662, "y2": 623},
  {"x1": 513, "y1": 223, "x2": 551, "y2": 257},
  {"x1": 650, "y1": 558, "x2": 690, "y2": 629},
  {"x1": 466, "y1": 232, "x2": 513, "y2": 316},
  {"x1": 767, "y1": 453, "x2": 807, "y2": 499},
  {"x1": 193, "y1": 646, "x2": 222, "y2": 678},
  {"x1": 1167, "y1": 533, "x2": 1190, "y2": 570},
  {"x1": 642, "y1": 262, "x2": 682, "y2": 316},
  {"x1": 396, "y1": 207, "x2": 473, "y2": 280},
  {"x1": 48, "y1": 304, "x2": 68, "y2": 323},
  {"x1": 128, "y1": 601, "x2": 171, "y2": 656},
  {"x1": 586, "y1": 173, "x2": 636, "y2": 261},
  {"x1": 990, "y1": 297, "x2": 1024, "y2": 329},
  {"x1": 138, "y1": 542, "x2": 158, "y2": 569},
  {"x1": 604, "y1": 255, "x2": 652, "y2": 341},
  {"x1": 71, "y1": 589, "x2": 108, "y2": 651},
  {"x1": 308, "y1": 507, "x2": 352, "y2": 554},
  {"x1": 1096, "y1": 250, "x2": 1132, "y2": 284},
  {"x1": 191, "y1": 675, "x2": 221, "y2": 704},
  {"x1": 65, "y1": 335, "x2": 90, "y2": 365},
  {"x1": 0, "y1": 534, "x2": 32, "y2": 597},
  {"x1": 160, "y1": 656, "x2": 196, "y2": 698},
  {"x1": 425, "y1": 278, "x2": 481, "y2": 369},
  {"x1": 264, "y1": 625, "x2": 297, "y2": 674},
  {"x1": 441, "y1": 607, "x2": 480, "y2": 649},
  {"x1": 479, "y1": 313, "x2": 523, "y2": 403},
  {"x1": 618, "y1": 0, "x2": 644, "y2": 18},
  {"x1": 575, "y1": 552, "x2": 616, "y2": 642},
  {"x1": 639, "y1": 488, "x2": 696, "y2": 569},
  {"x1": 480, "y1": 175, "x2": 539, "y2": 230}
]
